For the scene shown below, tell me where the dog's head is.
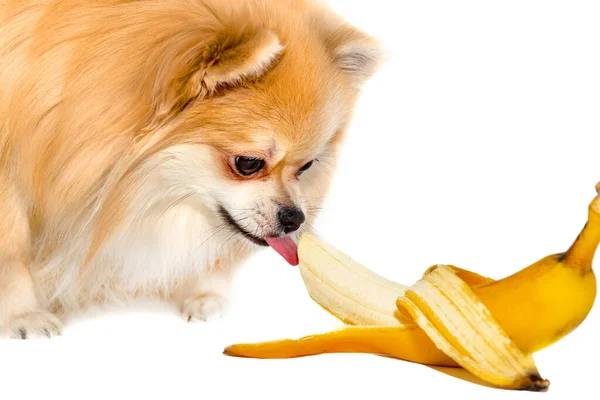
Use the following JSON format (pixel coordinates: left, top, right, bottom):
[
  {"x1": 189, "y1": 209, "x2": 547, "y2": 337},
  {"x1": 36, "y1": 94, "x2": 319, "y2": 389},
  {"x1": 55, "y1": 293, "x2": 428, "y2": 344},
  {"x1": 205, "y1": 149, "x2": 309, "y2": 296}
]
[{"x1": 113, "y1": 1, "x2": 382, "y2": 264}]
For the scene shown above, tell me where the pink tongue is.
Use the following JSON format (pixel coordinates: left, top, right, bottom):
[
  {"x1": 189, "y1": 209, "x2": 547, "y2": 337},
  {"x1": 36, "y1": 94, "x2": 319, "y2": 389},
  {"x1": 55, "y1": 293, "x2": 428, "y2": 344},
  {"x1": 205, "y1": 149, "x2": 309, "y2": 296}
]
[{"x1": 265, "y1": 236, "x2": 299, "y2": 266}]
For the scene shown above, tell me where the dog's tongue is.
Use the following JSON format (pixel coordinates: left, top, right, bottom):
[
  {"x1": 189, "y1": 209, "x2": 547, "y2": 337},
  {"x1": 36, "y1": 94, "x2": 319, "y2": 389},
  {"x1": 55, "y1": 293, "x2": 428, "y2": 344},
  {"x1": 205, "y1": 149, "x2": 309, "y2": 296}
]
[{"x1": 265, "y1": 236, "x2": 299, "y2": 266}]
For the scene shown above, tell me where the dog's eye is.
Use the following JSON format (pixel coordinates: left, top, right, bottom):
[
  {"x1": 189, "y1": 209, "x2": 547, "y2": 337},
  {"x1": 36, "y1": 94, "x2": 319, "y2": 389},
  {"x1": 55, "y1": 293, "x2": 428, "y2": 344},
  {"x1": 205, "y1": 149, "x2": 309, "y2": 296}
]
[
  {"x1": 297, "y1": 160, "x2": 314, "y2": 176},
  {"x1": 235, "y1": 156, "x2": 265, "y2": 176}
]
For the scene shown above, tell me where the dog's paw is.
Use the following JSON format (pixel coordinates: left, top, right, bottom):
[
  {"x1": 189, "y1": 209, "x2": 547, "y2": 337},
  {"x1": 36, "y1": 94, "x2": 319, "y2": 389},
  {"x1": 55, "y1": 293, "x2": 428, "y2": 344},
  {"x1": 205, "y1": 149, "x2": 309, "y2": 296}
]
[
  {"x1": 182, "y1": 293, "x2": 228, "y2": 323},
  {"x1": 5, "y1": 311, "x2": 63, "y2": 339}
]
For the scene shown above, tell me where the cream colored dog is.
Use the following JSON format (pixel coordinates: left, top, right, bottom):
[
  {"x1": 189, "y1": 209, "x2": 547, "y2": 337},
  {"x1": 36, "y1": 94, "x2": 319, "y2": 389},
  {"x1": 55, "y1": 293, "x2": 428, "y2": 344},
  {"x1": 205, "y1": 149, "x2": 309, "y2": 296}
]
[{"x1": 0, "y1": 0, "x2": 381, "y2": 338}]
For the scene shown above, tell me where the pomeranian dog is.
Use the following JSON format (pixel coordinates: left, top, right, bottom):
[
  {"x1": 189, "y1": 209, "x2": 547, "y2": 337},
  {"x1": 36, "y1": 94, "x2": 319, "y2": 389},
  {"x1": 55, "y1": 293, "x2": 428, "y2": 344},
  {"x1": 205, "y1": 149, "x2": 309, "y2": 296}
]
[{"x1": 0, "y1": 0, "x2": 381, "y2": 339}]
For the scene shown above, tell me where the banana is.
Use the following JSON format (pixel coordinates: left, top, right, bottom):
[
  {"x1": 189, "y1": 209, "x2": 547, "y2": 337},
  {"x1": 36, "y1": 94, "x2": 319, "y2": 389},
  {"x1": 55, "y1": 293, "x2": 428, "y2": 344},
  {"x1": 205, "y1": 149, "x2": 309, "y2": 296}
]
[
  {"x1": 298, "y1": 187, "x2": 599, "y2": 354},
  {"x1": 224, "y1": 185, "x2": 600, "y2": 392},
  {"x1": 224, "y1": 264, "x2": 550, "y2": 391}
]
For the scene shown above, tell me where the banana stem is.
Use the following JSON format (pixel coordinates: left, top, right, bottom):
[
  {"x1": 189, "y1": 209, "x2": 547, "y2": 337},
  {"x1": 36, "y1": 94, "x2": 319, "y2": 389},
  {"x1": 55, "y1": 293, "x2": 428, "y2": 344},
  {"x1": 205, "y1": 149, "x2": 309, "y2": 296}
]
[{"x1": 564, "y1": 196, "x2": 600, "y2": 272}]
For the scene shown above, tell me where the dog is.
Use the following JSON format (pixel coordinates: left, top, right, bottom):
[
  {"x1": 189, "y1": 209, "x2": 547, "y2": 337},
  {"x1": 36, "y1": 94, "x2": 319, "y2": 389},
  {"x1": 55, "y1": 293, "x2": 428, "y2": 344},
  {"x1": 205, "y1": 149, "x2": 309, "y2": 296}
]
[{"x1": 0, "y1": 0, "x2": 381, "y2": 338}]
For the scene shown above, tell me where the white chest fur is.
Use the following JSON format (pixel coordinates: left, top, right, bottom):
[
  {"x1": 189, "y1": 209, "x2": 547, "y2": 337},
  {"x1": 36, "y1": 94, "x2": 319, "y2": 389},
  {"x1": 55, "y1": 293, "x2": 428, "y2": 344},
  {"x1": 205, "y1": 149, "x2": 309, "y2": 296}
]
[{"x1": 36, "y1": 200, "x2": 256, "y2": 313}]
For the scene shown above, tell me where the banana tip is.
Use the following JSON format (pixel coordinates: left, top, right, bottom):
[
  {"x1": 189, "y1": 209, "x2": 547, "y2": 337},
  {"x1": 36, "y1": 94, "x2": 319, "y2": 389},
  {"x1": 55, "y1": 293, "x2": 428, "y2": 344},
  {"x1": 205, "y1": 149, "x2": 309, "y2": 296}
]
[
  {"x1": 223, "y1": 345, "x2": 265, "y2": 359},
  {"x1": 519, "y1": 375, "x2": 550, "y2": 392},
  {"x1": 596, "y1": 181, "x2": 600, "y2": 194},
  {"x1": 223, "y1": 346, "x2": 241, "y2": 357}
]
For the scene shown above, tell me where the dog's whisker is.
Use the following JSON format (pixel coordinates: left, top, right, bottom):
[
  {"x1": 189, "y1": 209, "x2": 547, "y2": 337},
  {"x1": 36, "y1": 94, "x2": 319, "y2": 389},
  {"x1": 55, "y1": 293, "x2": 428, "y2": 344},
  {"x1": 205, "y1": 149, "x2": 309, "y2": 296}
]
[
  {"x1": 194, "y1": 223, "x2": 229, "y2": 253},
  {"x1": 153, "y1": 191, "x2": 198, "y2": 226},
  {"x1": 229, "y1": 208, "x2": 256, "y2": 212},
  {"x1": 233, "y1": 236, "x2": 250, "y2": 260},
  {"x1": 303, "y1": 222, "x2": 324, "y2": 237},
  {"x1": 232, "y1": 215, "x2": 252, "y2": 224},
  {"x1": 216, "y1": 231, "x2": 240, "y2": 255}
]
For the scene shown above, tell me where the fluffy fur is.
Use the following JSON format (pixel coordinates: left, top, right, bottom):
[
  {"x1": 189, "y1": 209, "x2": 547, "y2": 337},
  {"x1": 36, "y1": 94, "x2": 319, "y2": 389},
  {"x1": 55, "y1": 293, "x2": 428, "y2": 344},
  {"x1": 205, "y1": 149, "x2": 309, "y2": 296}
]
[{"x1": 0, "y1": 0, "x2": 381, "y2": 338}]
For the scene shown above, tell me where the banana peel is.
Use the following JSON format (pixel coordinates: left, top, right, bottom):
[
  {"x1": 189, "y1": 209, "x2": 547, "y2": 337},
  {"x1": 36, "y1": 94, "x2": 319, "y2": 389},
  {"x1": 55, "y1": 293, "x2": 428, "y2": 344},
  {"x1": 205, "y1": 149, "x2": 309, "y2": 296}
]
[
  {"x1": 224, "y1": 185, "x2": 600, "y2": 392},
  {"x1": 397, "y1": 266, "x2": 548, "y2": 391}
]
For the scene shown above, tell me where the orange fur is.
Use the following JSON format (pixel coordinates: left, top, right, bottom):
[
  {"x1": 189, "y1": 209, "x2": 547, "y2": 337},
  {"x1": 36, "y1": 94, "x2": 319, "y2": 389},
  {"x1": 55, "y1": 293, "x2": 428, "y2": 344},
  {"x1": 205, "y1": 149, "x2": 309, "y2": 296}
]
[{"x1": 0, "y1": 0, "x2": 381, "y2": 338}]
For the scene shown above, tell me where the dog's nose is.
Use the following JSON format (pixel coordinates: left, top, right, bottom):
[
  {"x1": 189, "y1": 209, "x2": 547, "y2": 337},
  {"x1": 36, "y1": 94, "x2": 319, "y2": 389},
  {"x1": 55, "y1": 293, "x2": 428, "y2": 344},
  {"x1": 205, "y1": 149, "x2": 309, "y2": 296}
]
[{"x1": 278, "y1": 206, "x2": 305, "y2": 233}]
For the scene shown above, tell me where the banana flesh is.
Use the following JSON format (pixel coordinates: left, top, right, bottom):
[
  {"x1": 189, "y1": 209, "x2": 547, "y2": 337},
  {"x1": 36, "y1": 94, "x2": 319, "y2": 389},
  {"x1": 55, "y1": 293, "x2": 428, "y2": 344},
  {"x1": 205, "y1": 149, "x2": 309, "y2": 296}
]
[{"x1": 298, "y1": 232, "x2": 408, "y2": 326}]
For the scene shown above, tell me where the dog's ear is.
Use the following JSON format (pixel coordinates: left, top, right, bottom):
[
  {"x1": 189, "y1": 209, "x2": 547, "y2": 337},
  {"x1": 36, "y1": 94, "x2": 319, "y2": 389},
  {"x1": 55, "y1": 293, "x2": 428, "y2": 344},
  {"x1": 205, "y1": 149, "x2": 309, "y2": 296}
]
[
  {"x1": 200, "y1": 29, "x2": 284, "y2": 89},
  {"x1": 327, "y1": 25, "x2": 383, "y2": 84},
  {"x1": 155, "y1": 26, "x2": 283, "y2": 118}
]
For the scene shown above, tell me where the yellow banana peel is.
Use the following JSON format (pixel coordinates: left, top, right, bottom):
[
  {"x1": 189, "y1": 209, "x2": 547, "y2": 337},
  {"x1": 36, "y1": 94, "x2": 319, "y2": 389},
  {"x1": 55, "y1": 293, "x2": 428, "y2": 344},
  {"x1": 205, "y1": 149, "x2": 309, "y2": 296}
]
[{"x1": 224, "y1": 185, "x2": 600, "y2": 392}]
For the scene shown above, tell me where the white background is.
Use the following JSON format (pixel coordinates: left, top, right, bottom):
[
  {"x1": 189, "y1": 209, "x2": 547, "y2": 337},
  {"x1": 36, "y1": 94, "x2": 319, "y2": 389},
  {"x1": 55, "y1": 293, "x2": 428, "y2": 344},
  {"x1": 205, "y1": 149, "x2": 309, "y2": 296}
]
[{"x1": 1, "y1": 1, "x2": 599, "y2": 399}]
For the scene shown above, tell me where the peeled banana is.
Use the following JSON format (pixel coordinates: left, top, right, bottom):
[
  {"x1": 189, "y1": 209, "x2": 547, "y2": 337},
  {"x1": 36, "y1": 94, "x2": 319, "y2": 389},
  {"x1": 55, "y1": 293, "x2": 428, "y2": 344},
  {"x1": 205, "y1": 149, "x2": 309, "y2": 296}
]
[{"x1": 224, "y1": 185, "x2": 600, "y2": 392}]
